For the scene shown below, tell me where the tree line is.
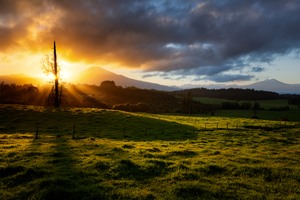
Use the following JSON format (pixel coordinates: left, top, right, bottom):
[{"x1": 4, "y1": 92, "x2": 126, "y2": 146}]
[
  {"x1": 173, "y1": 88, "x2": 281, "y2": 100},
  {"x1": 1, "y1": 81, "x2": 299, "y2": 113},
  {"x1": 0, "y1": 82, "x2": 40, "y2": 104}
]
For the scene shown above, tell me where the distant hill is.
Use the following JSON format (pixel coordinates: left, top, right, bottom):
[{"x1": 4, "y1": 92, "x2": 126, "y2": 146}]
[
  {"x1": 73, "y1": 67, "x2": 177, "y2": 91},
  {"x1": 180, "y1": 83, "x2": 233, "y2": 90},
  {"x1": 242, "y1": 79, "x2": 300, "y2": 94},
  {"x1": 0, "y1": 74, "x2": 42, "y2": 86},
  {"x1": 180, "y1": 79, "x2": 300, "y2": 94},
  {"x1": 2, "y1": 70, "x2": 299, "y2": 94}
]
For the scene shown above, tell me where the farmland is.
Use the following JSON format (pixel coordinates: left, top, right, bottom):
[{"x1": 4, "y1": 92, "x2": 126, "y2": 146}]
[
  {"x1": 193, "y1": 97, "x2": 298, "y2": 110},
  {"x1": 1, "y1": 104, "x2": 300, "y2": 199},
  {"x1": 193, "y1": 97, "x2": 300, "y2": 122}
]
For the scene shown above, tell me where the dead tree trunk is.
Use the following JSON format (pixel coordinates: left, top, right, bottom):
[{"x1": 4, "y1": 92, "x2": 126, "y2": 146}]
[{"x1": 54, "y1": 41, "x2": 59, "y2": 108}]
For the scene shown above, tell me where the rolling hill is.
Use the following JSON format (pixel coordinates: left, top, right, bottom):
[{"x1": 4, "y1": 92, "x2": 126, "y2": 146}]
[
  {"x1": 242, "y1": 79, "x2": 300, "y2": 94},
  {"x1": 181, "y1": 79, "x2": 300, "y2": 94}
]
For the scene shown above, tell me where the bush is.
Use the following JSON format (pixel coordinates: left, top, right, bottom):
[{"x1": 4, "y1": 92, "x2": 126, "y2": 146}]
[
  {"x1": 82, "y1": 95, "x2": 109, "y2": 108},
  {"x1": 269, "y1": 106, "x2": 289, "y2": 111},
  {"x1": 240, "y1": 102, "x2": 252, "y2": 110},
  {"x1": 113, "y1": 102, "x2": 150, "y2": 112},
  {"x1": 221, "y1": 102, "x2": 241, "y2": 109}
]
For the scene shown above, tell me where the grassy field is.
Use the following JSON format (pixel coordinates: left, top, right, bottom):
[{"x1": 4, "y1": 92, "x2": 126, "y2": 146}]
[
  {"x1": 1, "y1": 104, "x2": 300, "y2": 199},
  {"x1": 215, "y1": 109, "x2": 300, "y2": 122},
  {"x1": 194, "y1": 97, "x2": 299, "y2": 110},
  {"x1": 193, "y1": 97, "x2": 300, "y2": 121}
]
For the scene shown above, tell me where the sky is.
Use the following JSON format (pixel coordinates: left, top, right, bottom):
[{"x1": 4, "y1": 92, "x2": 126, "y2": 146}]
[{"x1": 0, "y1": 0, "x2": 300, "y2": 86}]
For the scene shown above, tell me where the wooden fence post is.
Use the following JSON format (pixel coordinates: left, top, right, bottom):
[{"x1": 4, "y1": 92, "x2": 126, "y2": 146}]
[
  {"x1": 72, "y1": 125, "x2": 75, "y2": 139},
  {"x1": 123, "y1": 127, "x2": 126, "y2": 136},
  {"x1": 35, "y1": 122, "x2": 39, "y2": 140}
]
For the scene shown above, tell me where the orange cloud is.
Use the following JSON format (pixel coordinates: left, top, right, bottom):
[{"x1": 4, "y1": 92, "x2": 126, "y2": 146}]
[{"x1": 1, "y1": 0, "x2": 300, "y2": 83}]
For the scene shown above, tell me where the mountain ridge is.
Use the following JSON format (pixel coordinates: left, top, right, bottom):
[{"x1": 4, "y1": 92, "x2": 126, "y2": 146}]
[
  {"x1": 72, "y1": 67, "x2": 178, "y2": 91},
  {"x1": 242, "y1": 79, "x2": 300, "y2": 94},
  {"x1": 1, "y1": 67, "x2": 300, "y2": 94},
  {"x1": 181, "y1": 79, "x2": 300, "y2": 94}
]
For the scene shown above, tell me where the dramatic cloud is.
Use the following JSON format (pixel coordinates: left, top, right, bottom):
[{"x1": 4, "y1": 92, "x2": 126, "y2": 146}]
[
  {"x1": 1, "y1": 0, "x2": 300, "y2": 82},
  {"x1": 251, "y1": 66, "x2": 264, "y2": 73},
  {"x1": 204, "y1": 74, "x2": 254, "y2": 83}
]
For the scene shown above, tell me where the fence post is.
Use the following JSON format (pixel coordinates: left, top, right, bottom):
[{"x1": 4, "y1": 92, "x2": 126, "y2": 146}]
[
  {"x1": 123, "y1": 127, "x2": 126, "y2": 136},
  {"x1": 72, "y1": 125, "x2": 75, "y2": 139},
  {"x1": 35, "y1": 122, "x2": 39, "y2": 140}
]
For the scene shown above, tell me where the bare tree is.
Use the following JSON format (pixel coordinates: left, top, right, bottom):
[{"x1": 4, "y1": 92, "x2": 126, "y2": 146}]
[{"x1": 42, "y1": 41, "x2": 61, "y2": 108}]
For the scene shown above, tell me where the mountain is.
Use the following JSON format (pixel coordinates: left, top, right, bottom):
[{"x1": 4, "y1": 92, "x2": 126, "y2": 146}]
[
  {"x1": 180, "y1": 83, "x2": 236, "y2": 90},
  {"x1": 2, "y1": 70, "x2": 299, "y2": 94},
  {"x1": 73, "y1": 67, "x2": 178, "y2": 91},
  {"x1": 242, "y1": 79, "x2": 300, "y2": 94},
  {"x1": 180, "y1": 79, "x2": 300, "y2": 94},
  {"x1": 0, "y1": 74, "x2": 42, "y2": 86}
]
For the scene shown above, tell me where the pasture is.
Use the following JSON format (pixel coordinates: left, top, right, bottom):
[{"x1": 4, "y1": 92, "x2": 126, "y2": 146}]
[
  {"x1": 193, "y1": 97, "x2": 294, "y2": 109},
  {"x1": 194, "y1": 97, "x2": 300, "y2": 121},
  {"x1": 0, "y1": 104, "x2": 300, "y2": 199}
]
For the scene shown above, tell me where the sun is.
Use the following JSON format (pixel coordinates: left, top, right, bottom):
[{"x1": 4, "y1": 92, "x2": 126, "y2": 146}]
[
  {"x1": 40, "y1": 73, "x2": 56, "y2": 83},
  {"x1": 59, "y1": 60, "x2": 75, "y2": 82},
  {"x1": 59, "y1": 68, "x2": 71, "y2": 82},
  {"x1": 40, "y1": 60, "x2": 74, "y2": 83}
]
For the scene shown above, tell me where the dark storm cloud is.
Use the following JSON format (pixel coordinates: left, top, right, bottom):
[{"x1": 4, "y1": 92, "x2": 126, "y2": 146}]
[
  {"x1": 1, "y1": 0, "x2": 300, "y2": 81},
  {"x1": 251, "y1": 66, "x2": 264, "y2": 73},
  {"x1": 207, "y1": 74, "x2": 254, "y2": 83}
]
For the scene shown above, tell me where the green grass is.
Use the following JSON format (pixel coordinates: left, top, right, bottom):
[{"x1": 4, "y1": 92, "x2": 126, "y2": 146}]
[
  {"x1": 193, "y1": 97, "x2": 300, "y2": 121},
  {"x1": 194, "y1": 97, "x2": 298, "y2": 110},
  {"x1": 215, "y1": 109, "x2": 300, "y2": 121},
  {"x1": 1, "y1": 104, "x2": 300, "y2": 199}
]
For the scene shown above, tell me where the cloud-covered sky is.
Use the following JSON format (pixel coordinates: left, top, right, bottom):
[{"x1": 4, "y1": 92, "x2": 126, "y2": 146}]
[{"x1": 1, "y1": 0, "x2": 300, "y2": 84}]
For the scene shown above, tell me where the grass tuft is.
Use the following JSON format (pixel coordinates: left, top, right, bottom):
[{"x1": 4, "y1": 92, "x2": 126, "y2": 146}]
[
  {"x1": 95, "y1": 161, "x2": 110, "y2": 171},
  {"x1": 173, "y1": 183, "x2": 217, "y2": 200},
  {"x1": 200, "y1": 164, "x2": 227, "y2": 175},
  {"x1": 122, "y1": 144, "x2": 135, "y2": 149},
  {"x1": 5, "y1": 167, "x2": 47, "y2": 187},
  {"x1": 168, "y1": 150, "x2": 198, "y2": 157},
  {"x1": 0, "y1": 165, "x2": 25, "y2": 178}
]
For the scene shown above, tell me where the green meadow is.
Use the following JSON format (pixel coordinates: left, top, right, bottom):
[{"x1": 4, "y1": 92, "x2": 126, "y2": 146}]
[
  {"x1": 193, "y1": 97, "x2": 299, "y2": 110},
  {"x1": 1, "y1": 104, "x2": 300, "y2": 199},
  {"x1": 194, "y1": 97, "x2": 300, "y2": 121},
  {"x1": 193, "y1": 97, "x2": 294, "y2": 109}
]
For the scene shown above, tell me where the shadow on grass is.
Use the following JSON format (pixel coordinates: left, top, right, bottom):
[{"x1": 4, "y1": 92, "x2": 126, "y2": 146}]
[
  {"x1": 0, "y1": 135, "x2": 164, "y2": 199},
  {"x1": 89, "y1": 113, "x2": 197, "y2": 141},
  {"x1": 8, "y1": 137, "x2": 113, "y2": 199},
  {"x1": 0, "y1": 105, "x2": 198, "y2": 141}
]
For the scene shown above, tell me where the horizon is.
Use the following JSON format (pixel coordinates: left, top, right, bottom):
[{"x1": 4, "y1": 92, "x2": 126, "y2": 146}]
[
  {"x1": 2, "y1": 66, "x2": 300, "y2": 95},
  {"x1": 1, "y1": 66, "x2": 300, "y2": 87},
  {"x1": 1, "y1": 1, "x2": 300, "y2": 86}
]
